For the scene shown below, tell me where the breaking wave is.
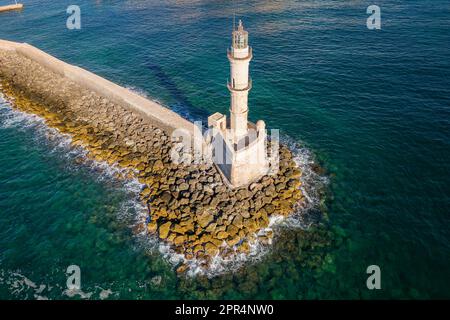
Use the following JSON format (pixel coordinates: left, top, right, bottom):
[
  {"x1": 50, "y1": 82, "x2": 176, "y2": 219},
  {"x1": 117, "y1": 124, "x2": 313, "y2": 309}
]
[
  {"x1": 0, "y1": 269, "x2": 116, "y2": 300},
  {"x1": 281, "y1": 135, "x2": 329, "y2": 229}
]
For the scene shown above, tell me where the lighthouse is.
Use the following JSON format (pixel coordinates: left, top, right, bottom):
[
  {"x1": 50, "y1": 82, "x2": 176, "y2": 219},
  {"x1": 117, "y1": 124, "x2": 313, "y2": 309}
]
[{"x1": 208, "y1": 20, "x2": 269, "y2": 187}]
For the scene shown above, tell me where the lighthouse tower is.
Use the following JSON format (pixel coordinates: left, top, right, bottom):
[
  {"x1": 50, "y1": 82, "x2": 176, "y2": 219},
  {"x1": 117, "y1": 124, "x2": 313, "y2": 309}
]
[
  {"x1": 207, "y1": 20, "x2": 269, "y2": 187},
  {"x1": 228, "y1": 20, "x2": 252, "y2": 142}
]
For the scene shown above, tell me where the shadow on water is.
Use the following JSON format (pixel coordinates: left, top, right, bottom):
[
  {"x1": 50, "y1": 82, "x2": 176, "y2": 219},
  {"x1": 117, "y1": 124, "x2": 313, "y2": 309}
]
[{"x1": 145, "y1": 61, "x2": 209, "y2": 122}]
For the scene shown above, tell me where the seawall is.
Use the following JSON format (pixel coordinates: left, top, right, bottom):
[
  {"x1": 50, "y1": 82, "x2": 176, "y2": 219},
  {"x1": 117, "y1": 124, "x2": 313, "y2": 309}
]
[{"x1": 0, "y1": 39, "x2": 194, "y2": 135}]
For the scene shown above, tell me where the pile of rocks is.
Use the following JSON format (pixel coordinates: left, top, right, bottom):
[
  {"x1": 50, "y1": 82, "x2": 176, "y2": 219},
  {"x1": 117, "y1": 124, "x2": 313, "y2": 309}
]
[{"x1": 0, "y1": 49, "x2": 304, "y2": 272}]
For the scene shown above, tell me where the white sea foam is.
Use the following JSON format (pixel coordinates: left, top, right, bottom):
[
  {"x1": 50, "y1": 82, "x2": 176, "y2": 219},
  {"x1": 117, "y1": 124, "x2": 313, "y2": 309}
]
[
  {"x1": 0, "y1": 270, "x2": 50, "y2": 300},
  {"x1": 281, "y1": 135, "x2": 329, "y2": 229},
  {"x1": 0, "y1": 268, "x2": 117, "y2": 300},
  {"x1": 0, "y1": 97, "x2": 45, "y2": 130},
  {"x1": 125, "y1": 85, "x2": 150, "y2": 99}
]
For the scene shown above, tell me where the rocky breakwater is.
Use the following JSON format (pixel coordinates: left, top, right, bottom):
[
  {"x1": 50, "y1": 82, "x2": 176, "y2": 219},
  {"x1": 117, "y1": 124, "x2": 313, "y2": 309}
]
[{"x1": 0, "y1": 48, "x2": 304, "y2": 273}]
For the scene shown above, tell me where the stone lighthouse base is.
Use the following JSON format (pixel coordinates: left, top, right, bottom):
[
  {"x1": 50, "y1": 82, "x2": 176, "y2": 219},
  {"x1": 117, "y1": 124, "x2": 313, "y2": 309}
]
[{"x1": 208, "y1": 113, "x2": 269, "y2": 188}]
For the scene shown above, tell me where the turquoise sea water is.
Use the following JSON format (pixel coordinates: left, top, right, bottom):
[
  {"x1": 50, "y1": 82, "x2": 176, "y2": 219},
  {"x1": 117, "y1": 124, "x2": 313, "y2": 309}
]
[{"x1": 0, "y1": 0, "x2": 449, "y2": 299}]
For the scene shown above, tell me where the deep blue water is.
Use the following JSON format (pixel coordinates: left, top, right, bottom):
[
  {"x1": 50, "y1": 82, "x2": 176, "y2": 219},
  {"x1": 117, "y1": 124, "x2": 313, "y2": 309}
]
[{"x1": 0, "y1": 0, "x2": 449, "y2": 299}]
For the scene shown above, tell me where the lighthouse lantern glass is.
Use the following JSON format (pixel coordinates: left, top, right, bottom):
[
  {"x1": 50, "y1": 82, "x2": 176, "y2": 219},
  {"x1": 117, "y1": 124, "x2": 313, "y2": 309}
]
[{"x1": 234, "y1": 32, "x2": 248, "y2": 49}]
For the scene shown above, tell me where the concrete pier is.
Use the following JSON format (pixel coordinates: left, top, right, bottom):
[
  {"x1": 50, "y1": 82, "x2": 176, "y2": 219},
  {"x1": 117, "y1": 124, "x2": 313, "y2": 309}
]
[
  {"x1": 0, "y1": 4, "x2": 23, "y2": 13},
  {"x1": 0, "y1": 39, "x2": 194, "y2": 135}
]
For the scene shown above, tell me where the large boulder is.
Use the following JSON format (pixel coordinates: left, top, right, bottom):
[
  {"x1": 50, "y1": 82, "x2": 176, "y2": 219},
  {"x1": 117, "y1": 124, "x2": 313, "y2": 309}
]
[{"x1": 158, "y1": 221, "x2": 171, "y2": 239}]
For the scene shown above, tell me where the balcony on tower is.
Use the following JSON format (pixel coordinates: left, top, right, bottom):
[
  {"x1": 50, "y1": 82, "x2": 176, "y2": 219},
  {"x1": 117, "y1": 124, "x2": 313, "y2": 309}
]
[{"x1": 227, "y1": 77, "x2": 252, "y2": 91}]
